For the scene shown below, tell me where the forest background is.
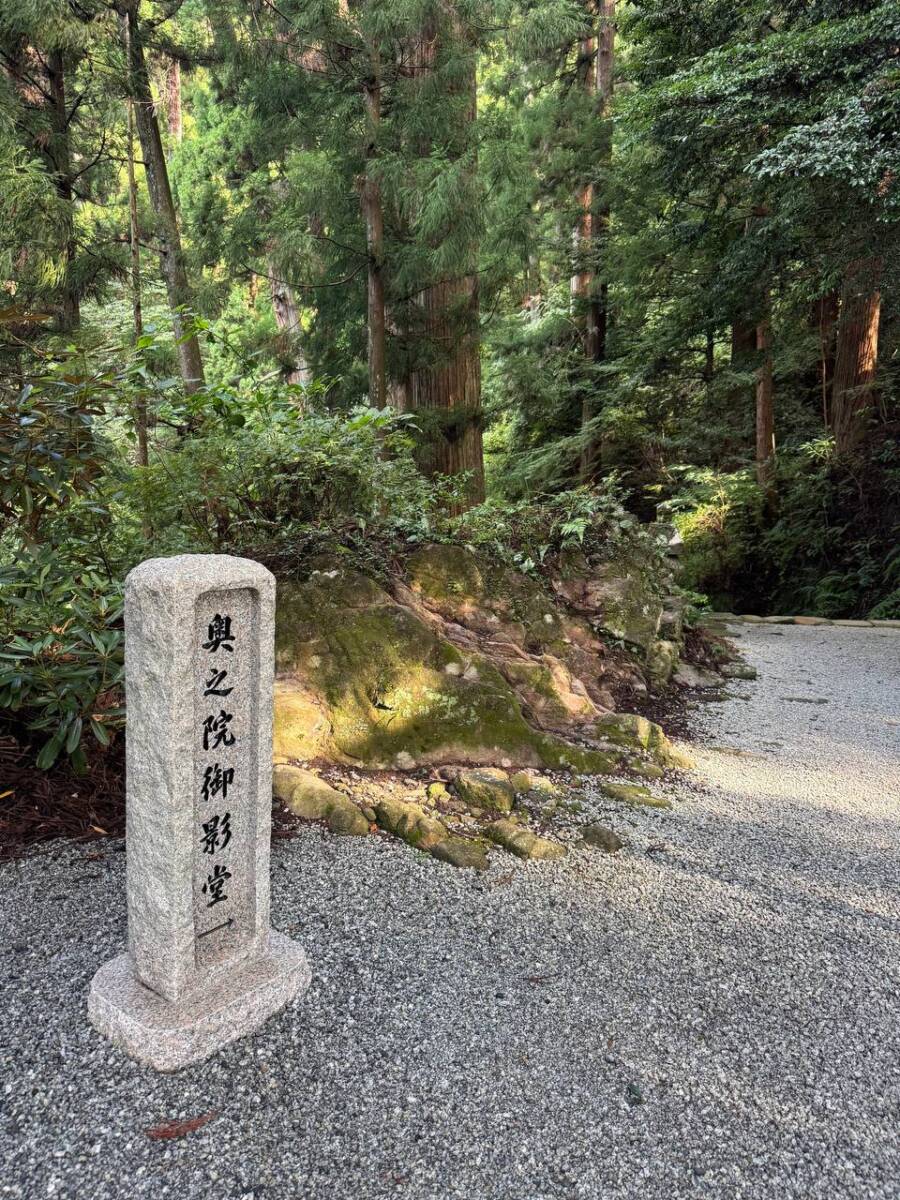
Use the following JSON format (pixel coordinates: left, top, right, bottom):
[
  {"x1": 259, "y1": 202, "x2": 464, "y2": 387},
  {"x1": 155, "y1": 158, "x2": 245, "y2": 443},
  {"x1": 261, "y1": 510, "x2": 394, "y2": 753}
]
[{"x1": 1, "y1": 0, "x2": 898, "y2": 776}]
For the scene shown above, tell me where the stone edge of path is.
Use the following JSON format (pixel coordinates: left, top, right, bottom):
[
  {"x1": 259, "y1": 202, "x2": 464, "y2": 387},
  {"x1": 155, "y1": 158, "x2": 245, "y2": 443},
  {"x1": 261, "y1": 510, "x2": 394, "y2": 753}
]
[{"x1": 700, "y1": 613, "x2": 900, "y2": 629}]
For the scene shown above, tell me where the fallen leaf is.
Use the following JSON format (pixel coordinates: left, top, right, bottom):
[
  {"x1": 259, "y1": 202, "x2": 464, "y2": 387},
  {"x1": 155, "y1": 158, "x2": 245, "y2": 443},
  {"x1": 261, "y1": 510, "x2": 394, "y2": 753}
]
[
  {"x1": 145, "y1": 1111, "x2": 218, "y2": 1141},
  {"x1": 0, "y1": 790, "x2": 13, "y2": 800},
  {"x1": 90, "y1": 824, "x2": 108, "y2": 834}
]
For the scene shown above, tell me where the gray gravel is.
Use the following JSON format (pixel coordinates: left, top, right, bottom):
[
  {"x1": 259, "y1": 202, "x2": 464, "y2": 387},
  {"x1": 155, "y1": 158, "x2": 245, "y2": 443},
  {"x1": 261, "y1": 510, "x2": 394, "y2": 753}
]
[{"x1": 2, "y1": 623, "x2": 899, "y2": 1200}]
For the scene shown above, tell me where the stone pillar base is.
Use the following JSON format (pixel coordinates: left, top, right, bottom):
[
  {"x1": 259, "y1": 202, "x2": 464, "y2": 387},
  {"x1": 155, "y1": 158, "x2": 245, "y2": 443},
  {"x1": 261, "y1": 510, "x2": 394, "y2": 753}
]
[{"x1": 88, "y1": 931, "x2": 310, "y2": 1072}]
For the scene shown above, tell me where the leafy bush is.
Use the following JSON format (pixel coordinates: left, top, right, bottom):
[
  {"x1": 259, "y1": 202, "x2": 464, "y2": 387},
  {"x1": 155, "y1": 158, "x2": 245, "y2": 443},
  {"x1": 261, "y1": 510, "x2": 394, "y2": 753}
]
[{"x1": 0, "y1": 554, "x2": 124, "y2": 770}]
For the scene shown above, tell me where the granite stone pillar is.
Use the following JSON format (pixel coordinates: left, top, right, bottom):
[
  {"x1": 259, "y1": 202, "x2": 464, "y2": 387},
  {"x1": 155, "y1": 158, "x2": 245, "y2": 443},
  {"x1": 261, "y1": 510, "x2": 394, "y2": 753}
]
[{"x1": 88, "y1": 554, "x2": 310, "y2": 1071}]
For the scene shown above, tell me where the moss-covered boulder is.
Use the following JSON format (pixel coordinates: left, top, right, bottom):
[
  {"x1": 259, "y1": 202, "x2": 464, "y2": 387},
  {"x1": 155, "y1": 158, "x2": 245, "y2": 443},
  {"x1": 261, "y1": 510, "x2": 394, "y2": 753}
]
[
  {"x1": 645, "y1": 639, "x2": 679, "y2": 690},
  {"x1": 273, "y1": 765, "x2": 369, "y2": 834},
  {"x1": 375, "y1": 796, "x2": 447, "y2": 850},
  {"x1": 488, "y1": 819, "x2": 567, "y2": 861},
  {"x1": 454, "y1": 768, "x2": 515, "y2": 813},
  {"x1": 431, "y1": 837, "x2": 490, "y2": 870},
  {"x1": 594, "y1": 712, "x2": 693, "y2": 770},
  {"x1": 599, "y1": 781, "x2": 671, "y2": 809},
  {"x1": 274, "y1": 563, "x2": 635, "y2": 774}
]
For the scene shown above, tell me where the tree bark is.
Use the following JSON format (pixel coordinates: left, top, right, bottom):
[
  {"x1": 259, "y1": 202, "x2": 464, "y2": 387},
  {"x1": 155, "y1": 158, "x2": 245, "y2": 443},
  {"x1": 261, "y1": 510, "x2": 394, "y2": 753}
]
[
  {"x1": 166, "y1": 58, "x2": 183, "y2": 145},
  {"x1": 755, "y1": 309, "x2": 774, "y2": 488},
  {"x1": 268, "y1": 263, "x2": 311, "y2": 389},
  {"x1": 362, "y1": 48, "x2": 387, "y2": 408},
  {"x1": 126, "y1": 96, "x2": 148, "y2": 470},
  {"x1": 121, "y1": 3, "x2": 205, "y2": 395},
  {"x1": 576, "y1": 0, "x2": 615, "y2": 482},
  {"x1": 831, "y1": 257, "x2": 881, "y2": 455},
  {"x1": 813, "y1": 291, "x2": 839, "y2": 427},
  {"x1": 46, "y1": 50, "x2": 79, "y2": 332},
  {"x1": 402, "y1": 14, "x2": 484, "y2": 508}
]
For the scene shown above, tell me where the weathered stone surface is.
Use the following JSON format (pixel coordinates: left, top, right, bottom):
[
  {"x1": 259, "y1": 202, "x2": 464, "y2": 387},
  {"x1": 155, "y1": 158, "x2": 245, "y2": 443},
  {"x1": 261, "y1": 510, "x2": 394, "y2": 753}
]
[
  {"x1": 600, "y1": 782, "x2": 671, "y2": 809},
  {"x1": 645, "y1": 638, "x2": 679, "y2": 689},
  {"x1": 431, "y1": 837, "x2": 490, "y2": 870},
  {"x1": 455, "y1": 768, "x2": 515, "y2": 813},
  {"x1": 594, "y1": 712, "x2": 692, "y2": 769},
  {"x1": 275, "y1": 567, "x2": 559, "y2": 770},
  {"x1": 272, "y1": 682, "x2": 331, "y2": 763},
  {"x1": 326, "y1": 800, "x2": 370, "y2": 836},
  {"x1": 793, "y1": 615, "x2": 829, "y2": 626},
  {"x1": 488, "y1": 819, "x2": 567, "y2": 861},
  {"x1": 659, "y1": 596, "x2": 687, "y2": 641},
  {"x1": 375, "y1": 796, "x2": 447, "y2": 850},
  {"x1": 720, "y1": 662, "x2": 758, "y2": 680},
  {"x1": 673, "y1": 662, "x2": 719, "y2": 688},
  {"x1": 88, "y1": 932, "x2": 310, "y2": 1072},
  {"x1": 274, "y1": 765, "x2": 341, "y2": 819},
  {"x1": 581, "y1": 824, "x2": 624, "y2": 853},
  {"x1": 499, "y1": 656, "x2": 599, "y2": 731},
  {"x1": 510, "y1": 771, "x2": 559, "y2": 796},
  {"x1": 426, "y1": 781, "x2": 450, "y2": 802},
  {"x1": 89, "y1": 554, "x2": 309, "y2": 1071}
]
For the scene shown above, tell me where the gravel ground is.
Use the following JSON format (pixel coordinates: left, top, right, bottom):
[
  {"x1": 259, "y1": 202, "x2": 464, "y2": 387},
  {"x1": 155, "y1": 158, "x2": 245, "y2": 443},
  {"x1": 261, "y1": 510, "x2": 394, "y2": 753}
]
[{"x1": 2, "y1": 623, "x2": 899, "y2": 1200}]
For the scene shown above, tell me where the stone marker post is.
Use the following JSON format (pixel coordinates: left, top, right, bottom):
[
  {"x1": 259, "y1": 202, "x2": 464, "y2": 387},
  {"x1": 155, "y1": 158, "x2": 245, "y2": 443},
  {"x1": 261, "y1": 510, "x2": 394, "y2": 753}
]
[{"x1": 88, "y1": 554, "x2": 310, "y2": 1071}]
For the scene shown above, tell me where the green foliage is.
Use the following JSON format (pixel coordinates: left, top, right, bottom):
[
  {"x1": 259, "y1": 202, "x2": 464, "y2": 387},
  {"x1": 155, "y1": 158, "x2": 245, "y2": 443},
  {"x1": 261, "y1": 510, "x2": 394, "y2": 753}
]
[
  {"x1": 452, "y1": 482, "x2": 665, "y2": 578},
  {"x1": 0, "y1": 554, "x2": 124, "y2": 771}
]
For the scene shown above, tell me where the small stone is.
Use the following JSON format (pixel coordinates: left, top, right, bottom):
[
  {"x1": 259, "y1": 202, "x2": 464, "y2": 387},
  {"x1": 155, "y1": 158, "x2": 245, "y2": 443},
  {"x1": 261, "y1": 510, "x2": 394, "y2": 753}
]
[
  {"x1": 361, "y1": 805, "x2": 377, "y2": 823},
  {"x1": 582, "y1": 824, "x2": 624, "y2": 853},
  {"x1": 793, "y1": 615, "x2": 830, "y2": 625},
  {"x1": 455, "y1": 768, "x2": 515, "y2": 813},
  {"x1": 673, "y1": 662, "x2": 719, "y2": 688},
  {"x1": 720, "y1": 662, "x2": 757, "y2": 680},
  {"x1": 426, "y1": 781, "x2": 450, "y2": 803},
  {"x1": 394, "y1": 751, "x2": 416, "y2": 771},
  {"x1": 600, "y1": 782, "x2": 671, "y2": 809},
  {"x1": 430, "y1": 837, "x2": 489, "y2": 871},
  {"x1": 510, "y1": 771, "x2": 559, "y2": 797},
  {"x1": 488, "y1": 819, "x2": 566, "y2": 861}
]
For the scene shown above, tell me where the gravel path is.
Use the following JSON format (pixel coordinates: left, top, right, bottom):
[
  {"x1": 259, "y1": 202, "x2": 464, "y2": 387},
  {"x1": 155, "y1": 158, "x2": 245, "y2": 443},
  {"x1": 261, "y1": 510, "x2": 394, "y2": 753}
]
[{"x1": 2, "y1": 624, "x2": 899, "y2": 1200}]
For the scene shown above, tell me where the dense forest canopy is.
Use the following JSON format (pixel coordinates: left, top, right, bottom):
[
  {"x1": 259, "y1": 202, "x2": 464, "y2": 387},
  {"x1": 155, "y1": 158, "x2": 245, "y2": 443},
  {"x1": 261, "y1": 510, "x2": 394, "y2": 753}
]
[{"x1": 1, "y1": 0, "x2": 898, "y2": 769}]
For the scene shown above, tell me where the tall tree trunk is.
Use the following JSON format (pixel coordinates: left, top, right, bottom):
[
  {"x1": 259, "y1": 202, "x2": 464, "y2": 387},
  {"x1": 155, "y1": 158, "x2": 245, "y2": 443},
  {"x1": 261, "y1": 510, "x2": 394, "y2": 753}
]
[
  {"x1": 166, "y1": 59, "x2": 183, "y2": 146},
  {"x1": 268, "y1": 263, "x2": 311, "y2": 389},
  {"x1": 126, "y1": 97, "x2": 148, "y2": 470},
  {"x1": 402, "y1": 14, "x2": 484, "y2": 508},
  {"x1": 46, "y1": 49, "x2": 79, "y2": 332},
  {"x1": 362, "y1": 47, "x2": 387, "y2": 408},
  {"x1": 831, "y1": 257, "x2": 881, "y2": 455},
  {"x1": 813, "y1": 292, "x2": 839, "y2": 427},
  {"x1": 576, "y1": 0, "x2": 615, "y2": 482},
  {"x1": 121, "y1": 3, "x2": 205, "y2": 395},
  {"x1": 755, "y1": 307, "x2": 774, "y2": 489}
]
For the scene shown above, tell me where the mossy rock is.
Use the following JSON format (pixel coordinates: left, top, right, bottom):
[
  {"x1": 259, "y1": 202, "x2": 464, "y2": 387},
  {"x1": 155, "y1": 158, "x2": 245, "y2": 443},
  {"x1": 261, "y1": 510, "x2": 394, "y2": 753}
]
[
  {"x1": 431, "y1": 837, "x2": 490, "y2": 871},
  {"x1": 375, "y1": 796, "x2": 447, "y2": 850},
  {"x1": 599, "y1": 782, "x2": 671, "y2": 809},
  {"x1": 594, "y1": 712, "x2": 692, "y2": 770},
  {"x1": 273, "y1": 766, "x2": 368, "y2": 835},
  {"x1": 510, "y1": 771, "x2": 560, "y2": 797},
  {"x1": 582, "y1": 824, "x2": 624, "y2": 853},
  {"x1": 488, "y1": 819, "x2": 567, "y2": 861},
  {"x1": 645, "y1": 638, "x2": 679, "y2": 689},
  {"x1": 406, "y1": 544, "x2": 572, "y2": 653},
  {"x1": 275, "y1": 570, "x2": 627, "y2": 774},
  {"x1": 272, "y1": 683, "x2": 331, "y2": 763},
  {"x1": 326, "y1": 800, "x2": 370, "y2": 836},
  {"x1": 455, "y1": 768, "x2": 515, "y2": 813},
  {"x1": 273, "y1": 765, "x2": 343, "y2": 820}
]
